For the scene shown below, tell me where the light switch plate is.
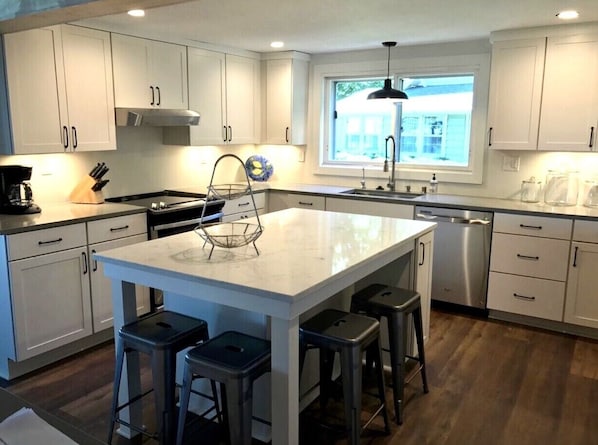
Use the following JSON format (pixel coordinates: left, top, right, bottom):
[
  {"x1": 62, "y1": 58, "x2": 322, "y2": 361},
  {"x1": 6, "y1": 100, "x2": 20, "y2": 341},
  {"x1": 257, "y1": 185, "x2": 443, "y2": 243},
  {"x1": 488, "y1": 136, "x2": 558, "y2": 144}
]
[{"x1": 502, "y1": 155, "x2": 520, "y2": 172}]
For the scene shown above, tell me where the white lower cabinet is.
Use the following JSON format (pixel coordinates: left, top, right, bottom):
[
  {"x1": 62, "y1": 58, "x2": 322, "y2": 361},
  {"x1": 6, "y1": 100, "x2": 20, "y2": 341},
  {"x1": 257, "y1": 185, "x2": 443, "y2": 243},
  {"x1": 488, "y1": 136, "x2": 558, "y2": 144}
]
[
  {"x1": 221, "y1": 192, "x2": 266, "y2": 222},
  {"x1": 416, "y1": 231, "x2": 434, "y2": 342},
  {"x1": 487, "y1": 213, "x2": 572, "y2": 321},
  {"x1": 267, "y1": 192, "x2": 325, "y2": 212},
  {"x1": 325, "y1": 197, "x2": 413, "y2": 219},
  {"x1": 563, "y1": 220, "x2": 598, "y2": 328},
  {"x1": 89, "y1": 234, "x2": 150, "y2": 332}
]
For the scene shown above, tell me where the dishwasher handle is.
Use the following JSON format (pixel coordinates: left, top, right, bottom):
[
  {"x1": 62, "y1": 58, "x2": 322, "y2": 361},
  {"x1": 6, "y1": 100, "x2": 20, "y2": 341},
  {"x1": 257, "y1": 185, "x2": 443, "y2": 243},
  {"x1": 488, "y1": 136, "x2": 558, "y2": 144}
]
[{"x1": 416, "y1": 213, "x2": 491, "y2": 225}]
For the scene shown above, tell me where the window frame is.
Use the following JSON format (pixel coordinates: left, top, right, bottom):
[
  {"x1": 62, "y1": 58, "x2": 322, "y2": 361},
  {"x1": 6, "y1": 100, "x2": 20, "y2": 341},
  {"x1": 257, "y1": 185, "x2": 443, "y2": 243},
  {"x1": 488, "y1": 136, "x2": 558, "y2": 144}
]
[{"x1": 310, "y1": 52, "x2": 490, "y2": 184}]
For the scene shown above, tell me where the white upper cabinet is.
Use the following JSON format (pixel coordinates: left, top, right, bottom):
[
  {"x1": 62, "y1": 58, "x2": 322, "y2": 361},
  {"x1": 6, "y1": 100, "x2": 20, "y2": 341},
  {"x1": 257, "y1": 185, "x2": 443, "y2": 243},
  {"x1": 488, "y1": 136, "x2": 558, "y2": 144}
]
[
  {"x1": 3, "y1": 25, "x2": 116, "y2": 154},
  {"x1": 111, "y1": 33, "x2": 188, "y2": 109},
  {"x1": 263, "y1": 55, "x2": 309, "y2": 145},
  {"x1": 538, "y1": 34, "x2": 598, "y2": 152},
  {"x1": 166, "y1": 47, "x2": 260, "y2": 145},
  {"x1": 487, "y1": 38, "x2": 545, "y2": 150}
]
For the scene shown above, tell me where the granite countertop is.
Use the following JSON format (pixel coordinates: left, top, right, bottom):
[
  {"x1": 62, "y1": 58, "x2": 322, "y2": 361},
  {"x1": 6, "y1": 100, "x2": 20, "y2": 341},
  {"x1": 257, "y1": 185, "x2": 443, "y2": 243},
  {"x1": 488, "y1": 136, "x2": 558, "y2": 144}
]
[
  {"x1": 265, "y1": 182, "x2": 598, "y2": 221},
  {"x1": 0, "y1": 202, "x2": 146, "y2": 235}
]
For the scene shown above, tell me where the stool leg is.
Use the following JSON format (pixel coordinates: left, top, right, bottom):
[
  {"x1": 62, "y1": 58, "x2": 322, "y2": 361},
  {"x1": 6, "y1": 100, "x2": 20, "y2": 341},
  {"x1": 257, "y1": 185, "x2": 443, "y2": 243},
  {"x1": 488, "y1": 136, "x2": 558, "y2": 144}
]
[
  {"x1": 175, "y1": 363, "x2": 194, "y2": 445},
  {"x1": 319, "y1": 348, "x2": 335, "y2": 414},
  {"x1": 107, "y1": 340, "x2": 126, "y2": 444},
  {"x1": 340, "y1": 346, "x2": 362, "y2": 445},
  {"x1": 224, "y1": 378, "x2": 254, "y2": 445},
  {"x1": 388, "y1": 311, "x2": 406, "y2": 425},
  {"x1": 372, "y1": 337, "x2": 391, "y2": 433},
  {"x1": 152, "y1": 349, "x2": 176, "y2": 444},
  {"x1": 413, "y1": 306, "x2": 429, "y2": 393}
]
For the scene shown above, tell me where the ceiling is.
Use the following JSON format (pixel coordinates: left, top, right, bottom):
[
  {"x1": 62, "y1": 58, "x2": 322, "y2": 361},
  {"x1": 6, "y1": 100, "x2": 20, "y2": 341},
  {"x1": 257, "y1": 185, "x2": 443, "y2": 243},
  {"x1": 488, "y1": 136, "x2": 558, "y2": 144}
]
[{"x1": 6, "y1": 0, "x2": 598, "y2": 54}]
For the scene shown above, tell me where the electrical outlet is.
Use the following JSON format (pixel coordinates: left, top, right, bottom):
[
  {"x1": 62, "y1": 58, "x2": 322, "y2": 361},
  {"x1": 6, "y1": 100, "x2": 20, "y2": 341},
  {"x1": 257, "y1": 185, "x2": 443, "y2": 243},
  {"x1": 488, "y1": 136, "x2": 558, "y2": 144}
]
[{"x1": 502, "y1": 155, "x2": 520, "y2": 172}]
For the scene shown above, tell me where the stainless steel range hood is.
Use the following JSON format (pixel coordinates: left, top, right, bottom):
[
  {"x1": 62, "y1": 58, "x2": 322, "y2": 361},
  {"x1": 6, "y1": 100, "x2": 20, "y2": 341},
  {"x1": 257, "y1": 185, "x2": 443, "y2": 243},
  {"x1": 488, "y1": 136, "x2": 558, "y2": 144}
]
[{"x1": 115, "y1": 108, "x2": 200, "y2": 127}]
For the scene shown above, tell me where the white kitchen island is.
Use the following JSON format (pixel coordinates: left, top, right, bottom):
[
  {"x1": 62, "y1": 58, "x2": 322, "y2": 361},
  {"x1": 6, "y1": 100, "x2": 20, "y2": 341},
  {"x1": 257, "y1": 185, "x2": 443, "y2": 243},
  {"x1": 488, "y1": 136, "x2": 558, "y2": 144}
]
[{"x1": 95, "y1": 208, "x2": 436, "y2": 445}]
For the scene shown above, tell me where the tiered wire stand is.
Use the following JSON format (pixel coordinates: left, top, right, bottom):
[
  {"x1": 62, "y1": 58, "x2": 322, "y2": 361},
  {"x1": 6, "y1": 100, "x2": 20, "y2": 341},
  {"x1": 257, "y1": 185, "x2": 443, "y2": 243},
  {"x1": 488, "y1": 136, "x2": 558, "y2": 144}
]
[{"x1": 195, "y1": 154, "x2": 263, "y2": 259}]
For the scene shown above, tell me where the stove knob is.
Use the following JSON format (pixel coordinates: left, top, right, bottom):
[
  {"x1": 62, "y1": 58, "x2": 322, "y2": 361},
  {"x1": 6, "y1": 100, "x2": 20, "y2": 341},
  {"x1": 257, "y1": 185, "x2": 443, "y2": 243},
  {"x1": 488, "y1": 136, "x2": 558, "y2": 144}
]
[
  {"x1": 159, "y1": 201, "x2": 166, "y2": 209},
  {"x1": 151, "y1": 202, "x2": 158, "y2": 210}
]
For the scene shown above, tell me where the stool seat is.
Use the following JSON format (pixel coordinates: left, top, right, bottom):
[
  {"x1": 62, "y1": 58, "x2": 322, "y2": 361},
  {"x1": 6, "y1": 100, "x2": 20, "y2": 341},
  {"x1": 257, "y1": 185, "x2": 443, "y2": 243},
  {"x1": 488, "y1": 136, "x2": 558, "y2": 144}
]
[
  {"x1": 300, "y1": 309, "x2": 390, "y2": 445},
  {"x1": 108, "y1": 311, "x2": 216, "y2": 445},
  {"x1": 351, "y1": 284, "x2": 429, "y2": 425},
  {"x1": 176, "y1": 331, "x2": 271, "y2": 445}
]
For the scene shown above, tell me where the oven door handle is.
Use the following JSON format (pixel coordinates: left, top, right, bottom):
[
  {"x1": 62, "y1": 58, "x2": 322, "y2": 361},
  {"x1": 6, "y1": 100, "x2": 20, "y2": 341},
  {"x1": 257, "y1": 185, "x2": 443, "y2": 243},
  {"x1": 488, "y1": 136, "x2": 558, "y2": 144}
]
[{"x1": 151, "y1": 212, "x2": 223, "y2": 232}]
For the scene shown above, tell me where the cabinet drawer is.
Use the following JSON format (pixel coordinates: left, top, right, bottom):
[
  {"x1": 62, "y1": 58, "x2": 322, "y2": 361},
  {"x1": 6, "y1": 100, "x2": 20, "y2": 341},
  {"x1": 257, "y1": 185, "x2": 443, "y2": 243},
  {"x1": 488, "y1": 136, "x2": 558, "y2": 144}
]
[
  {"x1": 490, "y1": 233, "x2": 570, "y2": 281},
  {"x1": 286, "y1": 193, "x2": 325, "y2": 211},
  {"x1": 7, "y1": 223, "x2": 87, "y2": 260},
  {"x1": 493, "y1": 213, "x2": 572, "y2": 239},
  {"x1": 222, "y1": 192, "x2": 265, "y2": 216},
  {"x1": 487, "y1": 272, "x2": 565, "y2": 321},
  {"x1": 573, "y1": 219, "x2": 598, "y2": 243},
  {"x1": 87, "y1": 213, "x2": 147, "y2": 244}
]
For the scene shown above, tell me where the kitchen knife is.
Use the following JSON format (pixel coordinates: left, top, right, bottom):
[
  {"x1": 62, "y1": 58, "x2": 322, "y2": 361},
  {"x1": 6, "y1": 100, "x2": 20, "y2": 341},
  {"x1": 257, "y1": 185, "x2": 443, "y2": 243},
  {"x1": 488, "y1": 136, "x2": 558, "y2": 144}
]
[
  {"x1": 89, "y1": 163, "x2": 102, "y2": 178},
  {"x1": 92, "y1": 179, "x2": 109, "y2": 191},
  {"x1": 96, "y1": 165, "x2": 109, "y2": 180}
]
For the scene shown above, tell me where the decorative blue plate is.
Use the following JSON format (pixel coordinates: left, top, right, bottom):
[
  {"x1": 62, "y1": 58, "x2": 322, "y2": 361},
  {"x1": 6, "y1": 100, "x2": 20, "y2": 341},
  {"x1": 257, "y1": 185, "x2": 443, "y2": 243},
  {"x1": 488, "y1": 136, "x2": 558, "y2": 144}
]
[{"x1": 245, "y1": 155, "x2": 274, "y2": 181}]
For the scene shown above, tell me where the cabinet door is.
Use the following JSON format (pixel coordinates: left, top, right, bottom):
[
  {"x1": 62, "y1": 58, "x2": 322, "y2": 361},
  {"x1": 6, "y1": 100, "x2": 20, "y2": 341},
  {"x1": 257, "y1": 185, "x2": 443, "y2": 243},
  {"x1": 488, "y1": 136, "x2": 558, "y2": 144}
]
[
  {"x1": 416, "y1": 231, "x2": 433, "y2": 342},
  {"x1": 265, "y1": 59, "x2": 292, "y2": 144},
  {"x1": 9, "y1": 247, "x2": 92, "y2": 360},
  {"x1": 187, "y1": 47, "x2": 227, "y2": 144},
  {"x1": 61, "y1": 25, "x2": 116, "y2": 152},
  {"x1": 487, "y1": 38, "x2": 545, "y2": 150},
  {"x1": 538, "y1": 34, "x2": 598, "y2": 151},
  {"x1": 564, "y1": 242, "x2": 598, "y2": 328},
  {"x1": 225, "y1": 54, "x2": 260, "y2": 144},
  {"x1": 4, "y1": 27, "x2": 67, "y2": 154},
  {"x1": 151, "y1": 40, "x2": 188, "y2": 109},
  {"x1": 325, "y1": 197, "x2": 413, "y2": 219},
  {"x1": 89, "y1": 235, "x2": 150, "y2": 332},
  {"x1": 111, "y1": 33, "x2": 152, "y2": 108}
]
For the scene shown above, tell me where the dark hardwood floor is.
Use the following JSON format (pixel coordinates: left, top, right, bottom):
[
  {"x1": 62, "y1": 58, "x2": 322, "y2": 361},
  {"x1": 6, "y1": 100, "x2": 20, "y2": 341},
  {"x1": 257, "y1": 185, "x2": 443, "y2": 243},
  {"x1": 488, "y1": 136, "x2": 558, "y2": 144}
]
[{"x1": 4, "y1": 307, "x2": 598, "y2": 445}]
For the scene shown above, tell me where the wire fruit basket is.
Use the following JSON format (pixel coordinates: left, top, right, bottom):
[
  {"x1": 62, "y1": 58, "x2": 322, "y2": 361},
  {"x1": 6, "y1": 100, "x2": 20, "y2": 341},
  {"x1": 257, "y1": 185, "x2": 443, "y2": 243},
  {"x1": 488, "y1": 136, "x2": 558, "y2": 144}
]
[{"x1": 195, "y1": 154, "x2": 263, "y2": 259}]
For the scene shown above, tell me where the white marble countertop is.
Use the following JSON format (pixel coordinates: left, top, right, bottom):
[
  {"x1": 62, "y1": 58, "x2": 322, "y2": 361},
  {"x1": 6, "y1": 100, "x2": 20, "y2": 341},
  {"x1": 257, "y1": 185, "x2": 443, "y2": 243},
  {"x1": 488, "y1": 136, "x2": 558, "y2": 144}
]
[
  {"x1": 95, "y1": 208, "x2": 436, "y2": 305},
  {"x1": 0, "y1": 202, "x2": 145, "y2": 235}
]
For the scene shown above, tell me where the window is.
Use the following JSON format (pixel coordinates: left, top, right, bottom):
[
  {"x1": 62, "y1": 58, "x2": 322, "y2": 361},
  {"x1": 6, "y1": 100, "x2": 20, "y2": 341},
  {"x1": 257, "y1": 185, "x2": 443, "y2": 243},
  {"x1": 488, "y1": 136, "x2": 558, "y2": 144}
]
[
  {"x1": 328, "y1": 75, "x2": 474, "y2": 167},
  {"x1": 313, "y1": 51, "x2": 489, "y2": 184}
]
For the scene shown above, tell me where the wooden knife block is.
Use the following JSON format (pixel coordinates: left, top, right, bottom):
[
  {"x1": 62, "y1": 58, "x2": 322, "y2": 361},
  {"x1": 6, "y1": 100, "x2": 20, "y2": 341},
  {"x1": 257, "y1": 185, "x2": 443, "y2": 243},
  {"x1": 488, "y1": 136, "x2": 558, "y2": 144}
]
[{"x1": 69, "y1": 175, "x2": 104, "y2": 204}]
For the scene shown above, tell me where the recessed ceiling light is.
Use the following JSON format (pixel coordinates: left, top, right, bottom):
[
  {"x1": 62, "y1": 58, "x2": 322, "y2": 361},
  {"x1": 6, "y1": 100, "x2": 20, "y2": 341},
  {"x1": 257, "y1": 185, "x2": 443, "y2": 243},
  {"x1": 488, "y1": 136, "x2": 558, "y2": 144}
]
[
  {"x1": 556, "y1": 10, "x2": 579, "y2": 20},
  {"x1": 127, "y1": 9, "x2": 145, "y2": 17},
  {"x1": 270, "y1": 41, "x2": 284, "y2": 48}
]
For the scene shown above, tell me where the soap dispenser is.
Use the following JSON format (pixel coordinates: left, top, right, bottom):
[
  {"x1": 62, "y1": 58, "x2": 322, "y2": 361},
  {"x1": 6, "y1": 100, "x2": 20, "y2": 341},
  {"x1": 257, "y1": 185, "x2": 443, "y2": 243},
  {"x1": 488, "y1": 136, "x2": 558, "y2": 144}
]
[{"x1": 429, "y1": 173, "x2": 438, "y2": 194}]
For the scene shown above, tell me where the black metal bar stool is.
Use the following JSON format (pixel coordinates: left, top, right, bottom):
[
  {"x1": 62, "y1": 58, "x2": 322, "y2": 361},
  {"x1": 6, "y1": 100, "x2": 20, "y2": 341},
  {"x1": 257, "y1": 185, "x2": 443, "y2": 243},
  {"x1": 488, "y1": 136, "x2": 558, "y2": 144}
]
[
  {"x1": 351, "y1": 284, "x2": 429, "y2": 425},
  {"x1": 299, "y1": 308, "x2": 390, "y2": 445},
  {"x1": 176, "y1": 330, "x2": 271, "y2": 445},
  {"x1": 107, "y1": 310, "x2": 218, "y2": 445}
]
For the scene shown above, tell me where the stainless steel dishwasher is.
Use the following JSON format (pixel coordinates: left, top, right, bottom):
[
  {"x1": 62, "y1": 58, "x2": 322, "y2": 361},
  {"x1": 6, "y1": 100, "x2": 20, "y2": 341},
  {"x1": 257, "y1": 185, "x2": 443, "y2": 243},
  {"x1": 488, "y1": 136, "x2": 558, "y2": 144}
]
[{"x1": 415, "y1": 206, "x2": 493, "y2": 309}]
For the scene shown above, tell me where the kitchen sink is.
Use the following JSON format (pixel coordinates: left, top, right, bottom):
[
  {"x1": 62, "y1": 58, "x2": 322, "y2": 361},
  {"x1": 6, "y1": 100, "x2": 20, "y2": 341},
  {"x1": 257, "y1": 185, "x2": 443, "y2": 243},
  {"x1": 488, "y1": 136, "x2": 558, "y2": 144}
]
[{"x1": 340, "y1": 189, "x2": 424, "y2": 199}]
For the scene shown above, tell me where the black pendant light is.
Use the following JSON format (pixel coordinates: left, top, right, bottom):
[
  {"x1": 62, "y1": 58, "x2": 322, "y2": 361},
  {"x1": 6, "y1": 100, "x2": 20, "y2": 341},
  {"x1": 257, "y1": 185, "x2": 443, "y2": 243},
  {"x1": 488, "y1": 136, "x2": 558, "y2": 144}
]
[{"x1": 367, "y1": 41, "x2": 408, "y2": 101}]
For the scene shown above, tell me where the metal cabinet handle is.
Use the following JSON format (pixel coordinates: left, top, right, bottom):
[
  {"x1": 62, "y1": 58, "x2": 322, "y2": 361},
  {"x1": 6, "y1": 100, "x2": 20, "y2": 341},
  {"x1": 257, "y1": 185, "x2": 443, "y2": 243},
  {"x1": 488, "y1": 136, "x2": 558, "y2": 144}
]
[
  {"x1": 285, "y1": 126, "x2": 290, "y2": 143},
  {"x1": 238, "y1": 202, "x2": 250, "y2": 207},
  {"x1": 63, "y1": 126, "x2": 69, "y2": 149},
  {"x1": 223, "y1": 126, "x2": 228, "y2": 142},
  {"x1": 109, "y1": 225, "x2": 130, "y2": 232},
  {"x1": 516, "y1": 253, "x2": 539, "y2": 261},
  {"x1": 156, "y1": 86, "x2": 161, "y2": 106},
  {"x1": 590, "y1": 126, "x2": 595, "y2": 149},
  {"x1": 298, "y1": 201, "x2": 313, "y2": 206},
  {"x1": 488, "y1": 127, "x2": 493, "y2": 146},
  {"x1": 573, "y1": 245, "x2": 579, "y2": 267},
  {"x1": 71, "y1": 126, "x2": 78, "y2": 150},
  {"x1": 150, "y1": 86, "x2": 155, "y2": 106},
  {"x1": 82, "y1": 252, "x2": 88, "y2": 275},
  {"x1": 513, "y1": 293, "x2": 535, "y2": 301},
  {"x1": 228, "y1": 125, "x2": 232, "y2": 142},
  {"x1": 38, "y1": 238, "x2": 63, "y2": 246},
  {"x1": 519, "y1": 224, "x2": 542, "y2": 230},
  {"x1": 91, "y1": 248, "x2": 98, "y2": 272},
  {"x1": 419, "y1": 241, "x2": 425, "y2": 266}
]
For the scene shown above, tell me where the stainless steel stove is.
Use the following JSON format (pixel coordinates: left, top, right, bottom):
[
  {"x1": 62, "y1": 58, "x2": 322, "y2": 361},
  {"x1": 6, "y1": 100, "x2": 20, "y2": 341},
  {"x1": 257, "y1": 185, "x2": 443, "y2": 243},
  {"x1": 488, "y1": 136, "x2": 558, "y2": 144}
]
[{"x1": 106, "y1": 190, "x2": 225, "y2": 310}]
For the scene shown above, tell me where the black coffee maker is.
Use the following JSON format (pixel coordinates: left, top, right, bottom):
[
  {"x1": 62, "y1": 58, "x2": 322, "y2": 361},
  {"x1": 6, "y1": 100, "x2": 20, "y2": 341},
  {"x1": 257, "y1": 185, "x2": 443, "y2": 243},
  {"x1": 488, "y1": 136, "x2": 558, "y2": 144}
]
[{"x1": 0, "y1": 165, "x2": 42, "y2": 214}]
